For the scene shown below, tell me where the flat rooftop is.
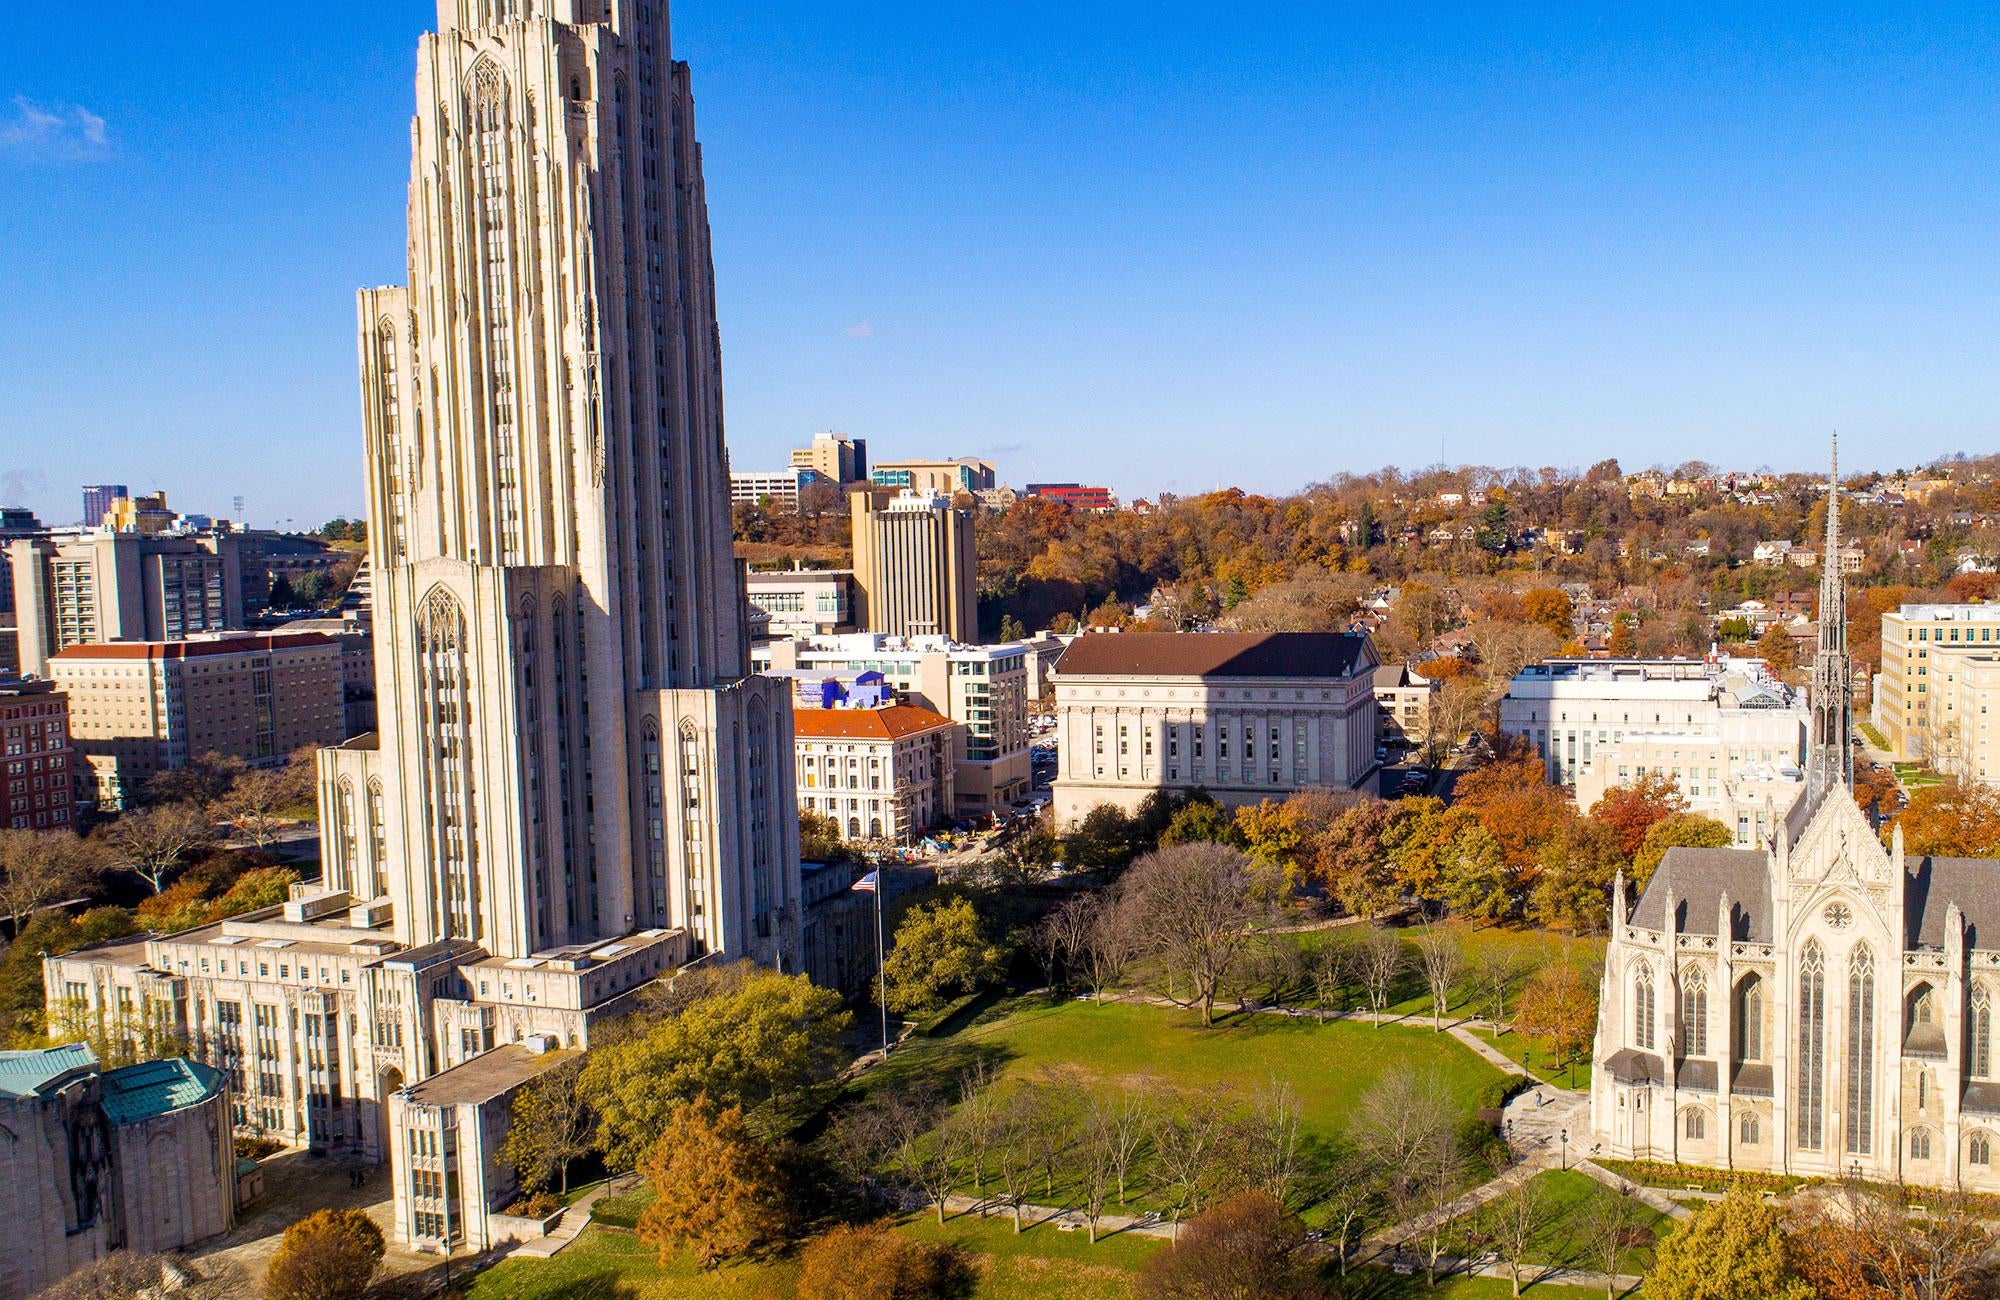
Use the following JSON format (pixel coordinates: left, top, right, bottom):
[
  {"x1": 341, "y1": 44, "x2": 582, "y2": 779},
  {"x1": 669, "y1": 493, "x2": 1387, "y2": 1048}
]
[{"x1": 406, "y1": 1044, "x2": 574, "y2": 1107}]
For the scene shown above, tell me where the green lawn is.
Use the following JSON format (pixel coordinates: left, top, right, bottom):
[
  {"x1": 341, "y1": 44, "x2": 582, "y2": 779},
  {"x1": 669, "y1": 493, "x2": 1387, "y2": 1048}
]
[
  {"x1": 456, "y1": 1212, "x2": 1161, "y2": 1300},
  {"x1": 1452, "y1": 1170, "x2": 1671, "y2": 1280},
  {"x1": 869, "y1": 995, "x2": 1507, "y2": 1147},
  {"x1": 1344, "y1": 1270, "x2": 1615, "y2": 1299},
  {"x1": 1478, "y1": 1028, "x2": 1591, "y2": 1091}
]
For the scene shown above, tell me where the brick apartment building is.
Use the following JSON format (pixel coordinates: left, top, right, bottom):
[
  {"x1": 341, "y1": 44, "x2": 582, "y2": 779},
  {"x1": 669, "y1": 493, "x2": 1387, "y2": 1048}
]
[{"x1": 0, "y1": 677, "x2": 75, "y2": 831}]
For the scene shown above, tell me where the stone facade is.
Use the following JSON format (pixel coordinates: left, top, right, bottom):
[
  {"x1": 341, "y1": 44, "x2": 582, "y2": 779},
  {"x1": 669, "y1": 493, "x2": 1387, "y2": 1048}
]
[
  {"x1": 0, "y1": 1047, "x2": 234, "y2": 1300},
  {"x1": 848, "y1": 488, "x2": 978, "y2": 643},
  {"x1": 1050, "y1": 632, "x2": 1379, "y2": 823}
]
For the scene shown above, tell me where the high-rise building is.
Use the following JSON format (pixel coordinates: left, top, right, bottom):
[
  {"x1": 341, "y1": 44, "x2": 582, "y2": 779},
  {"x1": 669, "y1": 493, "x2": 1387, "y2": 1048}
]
[
  {"x1": 1872, "y1": 602, "x2": 2000, "y2": 762},
  {"x1": 51, "y1": 632, "x2": 346, "y2": 809},
  {"x1": 105, "y1": 492, "x2": 176, "y2": 535},
  {"x1": 318, "y1": 0, "x2": 799, "y2": 968},
  {"x1": 7, "y1": 532, "x2": 245, "y2": 677},
  {"x1": 80, "y1": 485, "x2": 126, "y2": 528},
  {"x1": 0, "y1": 678, "x2": 75, "y2": 831},
  {"x1": 789, "y1": 432, "x2": 868, "y2": 485},
  {"x1": 849, "y1": 487, "x2": 978, "y2": 642},
  {"x1": 46, "y1": 2, "x2": 801, "y2": 1235}
]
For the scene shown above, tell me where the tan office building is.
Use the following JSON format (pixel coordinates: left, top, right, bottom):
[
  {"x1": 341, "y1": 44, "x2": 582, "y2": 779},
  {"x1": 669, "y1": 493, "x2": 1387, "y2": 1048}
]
[
  {"x1": 1873, "y1": 603, "x2": 2000, "y2": 762},
  {"x1": 870, "y1": 457, "x2": 996, "y2": 494},
  {"x1": 789, "y1": 432, "x2": 868, "y2": 485},
  {"x1": 8, "y1": 531, "x2": 245, "y2": 677},
  {"x1": 49, "y1": 631, "x2": 345, "y2": 808},
  {"x1": 1923, "y1": 642, "x2": 2000, "y2": 785},
  {"x1": 850, "y1": 488, "x2": 978, "y2": 642}
]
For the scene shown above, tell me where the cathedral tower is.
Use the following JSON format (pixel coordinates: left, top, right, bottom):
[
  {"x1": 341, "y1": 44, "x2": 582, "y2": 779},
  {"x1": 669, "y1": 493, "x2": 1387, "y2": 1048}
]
[
  {"x1": 318, "y1": 0, "x2": 800, "y2": 967},
  {"x1": 1807, "y1": 436, "x2": 1855, "y2": 797}
]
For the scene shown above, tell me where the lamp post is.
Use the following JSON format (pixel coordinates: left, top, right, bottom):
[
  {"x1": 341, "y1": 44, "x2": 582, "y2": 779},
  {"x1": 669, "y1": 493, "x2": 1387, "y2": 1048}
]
[{"x1": 1561, "y1": 1127, "x2": 1570, "y2": 1172}]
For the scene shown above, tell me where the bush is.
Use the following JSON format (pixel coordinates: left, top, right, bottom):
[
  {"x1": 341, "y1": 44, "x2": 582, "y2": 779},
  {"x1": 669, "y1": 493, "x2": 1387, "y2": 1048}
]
[
  {"x1": 1595, "y1": 1158, "x2": 1803, "y2": 1194},
  {"x1": 235, "y1": 1135, "x2": 283, "y2": 1160},
  {"x1": 795, "y1": 1221, "x2": 973, "y2": 1299},
  {"x1": 503, "y1": 1191, "x2": 560, "y2": 1219},
  {"x1": 264, "y1": 1208, "x2": 384, "y2": 1300}
]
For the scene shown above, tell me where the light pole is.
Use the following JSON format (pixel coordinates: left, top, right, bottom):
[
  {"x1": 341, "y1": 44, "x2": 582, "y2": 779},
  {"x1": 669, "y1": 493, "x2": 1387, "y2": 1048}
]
[
  {"x1": 875, "y1": 871, "x2": 888, "y2": 1053},
  {"x1": 1561, "y1": 1127, "x2": 1570, "y2": 1172}
]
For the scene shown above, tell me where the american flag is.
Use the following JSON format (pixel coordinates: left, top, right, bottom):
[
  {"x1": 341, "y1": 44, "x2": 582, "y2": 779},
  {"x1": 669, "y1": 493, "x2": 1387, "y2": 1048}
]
[{"x1": 852, "y1": 870, "x2": 879, "y2": 893}]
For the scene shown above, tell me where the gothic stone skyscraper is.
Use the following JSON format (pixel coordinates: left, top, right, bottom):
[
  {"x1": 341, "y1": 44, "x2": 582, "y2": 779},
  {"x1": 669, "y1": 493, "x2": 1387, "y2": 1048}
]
[
  {"x1": 45, "y1": 0, "x2": 801, "y2": 1176},
  {"x1": 320, "y1": 0, "x2": 800, "y2": 965}
]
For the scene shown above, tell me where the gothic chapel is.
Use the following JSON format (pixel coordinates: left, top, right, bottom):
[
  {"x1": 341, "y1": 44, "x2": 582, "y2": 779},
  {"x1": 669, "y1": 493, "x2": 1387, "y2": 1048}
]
[{"x1": 1591, "y1": 440, "x2": 2000, "y2": 1189}]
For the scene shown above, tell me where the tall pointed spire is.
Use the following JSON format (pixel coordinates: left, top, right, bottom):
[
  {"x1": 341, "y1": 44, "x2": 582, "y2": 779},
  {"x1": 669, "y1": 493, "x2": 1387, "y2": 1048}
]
[{"x1": 1807, "y1": 434, "x2": 1855, "y2": 796}]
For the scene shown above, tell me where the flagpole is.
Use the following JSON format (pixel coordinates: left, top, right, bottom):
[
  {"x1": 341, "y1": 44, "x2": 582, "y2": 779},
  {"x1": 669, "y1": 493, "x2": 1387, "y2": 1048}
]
[{"x1": 874, "y1": 869, "x2": 889, "y2": 1054}]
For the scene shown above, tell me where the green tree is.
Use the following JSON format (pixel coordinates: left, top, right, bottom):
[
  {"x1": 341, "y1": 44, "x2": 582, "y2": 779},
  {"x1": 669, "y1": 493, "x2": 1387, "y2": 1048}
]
[
  {"x1": 799, "y1": 808, "x2": 847, "y2": 862},
  {"x1": 264, "y1": 1208, "x2": 384, "y2": 1300},
  {"x1": 637, "y1": 1097, "x2": 790, "y2": 1269},
  {"x1": 1066, "y1": 804, "x2": 1138, "y2": 872},
  {"x1": 1647, "y1": 1189, "x2": 1811, "y2": 1300},
  {"x1": 997, "y1": 613, "x2": 1029, "y2": 643},
  {"x1": 1632, "y1": 813, "x2": 1733, "y2": 886},
  {"x1": 581, "y1": 964, "x2": 850, "y2": 1166},
  {"x1": 1475, "y1": 500, "x2": 1511, "y2": 554},
  {"x1": 500, "y1": 1056, "x2": 594, "y2": 1196},
  {"x1": 1159, "y1": 799, "x2": 1241, "y2": 848},
  {"x1": 881, "y1": 896, "x2": 1007, "y2": 1016}
]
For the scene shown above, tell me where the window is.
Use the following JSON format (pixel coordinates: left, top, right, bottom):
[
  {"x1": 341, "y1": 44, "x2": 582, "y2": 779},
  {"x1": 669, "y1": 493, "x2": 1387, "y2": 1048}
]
[
  {"x1": 1911, "y1": 1128, "x2": 1932, "y2": 1161},
  {"x1": 1846, "y1": 945, "x2": 1875, "y2": 1156},
  {"x1": 1975, "y1": 986, "x2": 1993, "y2": 1078},
  {"x1": 1680, "y1": 967, "x2": 1708, "y2": 1057},
  {"x1": 1797, "y1": 942, "x2": 1825, "y2": 1150},
  {"x1": 1633, "y1": 963, "x2": 1656, "y2": 1051},
  {"x1": 1684, "y1": 1109, "x2": 1705, "y2": 1140},
  {"x1": 1739, "y1": 1112, "x2": 1759, "y2": 1145},
  {"x1": 1973, "y1": 1133, "x2": 1992, "y2": 1167}
]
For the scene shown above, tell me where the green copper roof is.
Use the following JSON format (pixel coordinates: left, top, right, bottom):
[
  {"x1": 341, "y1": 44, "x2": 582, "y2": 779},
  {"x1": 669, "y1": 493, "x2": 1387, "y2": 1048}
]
[
  {"x1": 99, "y1": 1058, "x2": 224, "y2": 1124},
  {"x1": 0, "y1": 1043, "x2": 98, "y2": 1098}
]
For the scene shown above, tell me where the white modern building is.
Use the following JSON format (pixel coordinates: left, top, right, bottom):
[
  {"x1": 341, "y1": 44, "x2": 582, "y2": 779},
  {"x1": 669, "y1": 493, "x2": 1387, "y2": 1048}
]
[
  {"x1": 1503, "y1": 657, "x2": 1807, "y2": 845},
  {"x1": 1049, "y1": 631, "x2": 1379, "y2": 823},
  {"x1": 1874, "y1": 603, "x2": 2000, "y2": 764},
  {"x1": 758, "y1": 633, "x2": 1031, "y2": 812},
  {"x1": 729, "y1": 467, "x2": 833, "y2": 508},
  {"x1": 745, "y1": 568, "x2": 854, "y2": 639}
]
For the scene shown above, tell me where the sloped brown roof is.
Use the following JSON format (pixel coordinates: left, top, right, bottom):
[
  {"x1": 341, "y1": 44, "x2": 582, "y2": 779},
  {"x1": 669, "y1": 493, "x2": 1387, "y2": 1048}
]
[
  {"x1": 1054, "y1": 632, "x2": 1372, "y2": 680},
  {"x1": 791, "y1": 704, "x2": 955, "y2": 741}
]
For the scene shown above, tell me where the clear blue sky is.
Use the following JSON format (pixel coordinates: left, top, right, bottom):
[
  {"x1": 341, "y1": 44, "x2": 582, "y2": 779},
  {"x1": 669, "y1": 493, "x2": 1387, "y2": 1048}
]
[{"x1": 3, "y1": 3, "x2": 1997, "y2": 526}]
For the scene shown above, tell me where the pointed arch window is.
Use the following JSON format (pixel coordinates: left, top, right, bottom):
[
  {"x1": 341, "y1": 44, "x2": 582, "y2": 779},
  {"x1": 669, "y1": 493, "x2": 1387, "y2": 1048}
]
[
  {"x1": 1680, "y1": 966, "x2": 1709, "y2": 1058},
  {"x1": 1633, "y1": 963, "x2": 1656, "y2": 1051},
  {"x1": 1845, "y1": 945, "x2": 1875, "y2": 1156},
  {"x1": 1798, "y1": 941, "x2": 1826, "y2": 1150},
  {"x1": 335, "y1": 779, "x2": 359, "y2": 891},
  {"x1": 1737, "y1": 975, "x2": 1764, "y2": 1061},
  {"x1": 417, "y1": 588, "x2": 479, "y2": 941},
  {"x1": 1972, "y1": 1133, "x2": 1992, "y2": 1167},
  {"x1": 1975, "y1": 986, "x2": 1993, "y2": 1080},
  {"x1": 375, "y1": 319, "x2": 408, "y2": 558},
  {"x1": 1739, "y1": 1111, "x2": 1759, "y2": 1145},
  {"x1": 469, "y1": 61, "x2": 523, "y2": 561},
  {"x1": 366, "y1": 780, "x2": 387, "y2": 899}
]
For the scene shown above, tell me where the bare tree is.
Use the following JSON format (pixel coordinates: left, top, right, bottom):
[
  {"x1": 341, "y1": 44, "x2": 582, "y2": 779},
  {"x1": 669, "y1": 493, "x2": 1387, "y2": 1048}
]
[
  {"x1": 1357, "y1": 927, "x2": 1407, "y2": 1026},
  {"x1": 213, "y1": 758, "x2": 313, "y2": 850},
  {"x1": 1353, "y1": 1067, "x2": 1456, "y2": 1221},
  {"x1": 994, "y1": 1091, "x2": 1038, "y2": 1233},
  {"x1": 1428, "y1": 677, "x2": 1489, "y2": 764},
  {"x1": 1414, "y1": 923, "x2": 1464, "y2": 1031},
  {"x1": 1319, "y1": 1147, "x2": 1379, "y2": 1278},
  {"x1": 1107, "y1": 1076, "x2": 1155, "y2": 1205},
  {"x1": 1580, "y1": 1183, "x2": 1639, "y2": 1300},
  {"x1": 1022, "y1": 1066, "x2": 1081, "y2": 1199},
  {"x1": 1248, "y1": 937, "x2": 1306, "y2": 1010},
  {"x1": 1244, "y1": 1078, "x2": 1305, "y2": 1208},
  {"x1": 0, "y1": 829, "x2": 105, "y2": 934},
  {"x1": 1151, "y1": 1089, "x2": 1230, "y2": 1238},
  {"x1": 1475, "y1": 946, "x2": 1529, "y2": 1031},
  {"x1": 1491, "y1": 1174, "x2": 1548, "y2": 1297},
  {"x1": 1076, "y1": 1097, "x2": 1120, "y2": 1243},
  {"x1": 101, "y1": 801, "x2": 215, "y2": 895},
  {"x1": 1080, "y1": 897, "x2": 1138, "y2": 998},
  {"x1": 865, "y1": 1085, "x2": 958, "y2": 1225},
  {"x1": 955, "y1": 1059, "x2": 1000, "y2": 1198},
  {"x1": 1306, "y1": 933, "x2": 1356, "y2": 1016},
  {"x1": 1120, "y1": 843, "x2": 1274, "y2": 1026}
]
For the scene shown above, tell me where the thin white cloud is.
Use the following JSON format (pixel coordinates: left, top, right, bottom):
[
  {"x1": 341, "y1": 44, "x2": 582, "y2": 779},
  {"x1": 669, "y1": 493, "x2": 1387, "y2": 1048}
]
[
  {"x1": 843, "y1": 321, "x2": 876, "y2": 340},
  {"x1": 0, "y1": 96, "x2": 112, "y2": 161}
]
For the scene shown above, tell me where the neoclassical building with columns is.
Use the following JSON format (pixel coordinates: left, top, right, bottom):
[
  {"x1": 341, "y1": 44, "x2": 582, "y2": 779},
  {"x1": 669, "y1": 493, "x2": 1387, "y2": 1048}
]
[{"x1": 1590, "y1": 444, "x2": 2000, "y2": 1191}]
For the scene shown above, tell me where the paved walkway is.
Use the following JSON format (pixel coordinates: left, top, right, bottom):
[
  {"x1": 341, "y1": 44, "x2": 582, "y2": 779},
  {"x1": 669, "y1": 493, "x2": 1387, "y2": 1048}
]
[
  {"x1": 510, "y1": 1175, "x2": 641, "y2": 1258},
  {"x1": 1576, "y1": 1159, "x2": 1694, "y2": 1221},
  {"x1": 190, "y1": 1150, "x2": 442, "y2": 1293}
]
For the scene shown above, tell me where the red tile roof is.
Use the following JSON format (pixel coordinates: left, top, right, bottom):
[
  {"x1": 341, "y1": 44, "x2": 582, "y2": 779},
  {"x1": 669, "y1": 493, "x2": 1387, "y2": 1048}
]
[
  {"x1": 50, "y1": 632, "x2": 336, "y2": 662},
  {"x1": 791, "y1": 704, "x2": 955, "y2": 741}
]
